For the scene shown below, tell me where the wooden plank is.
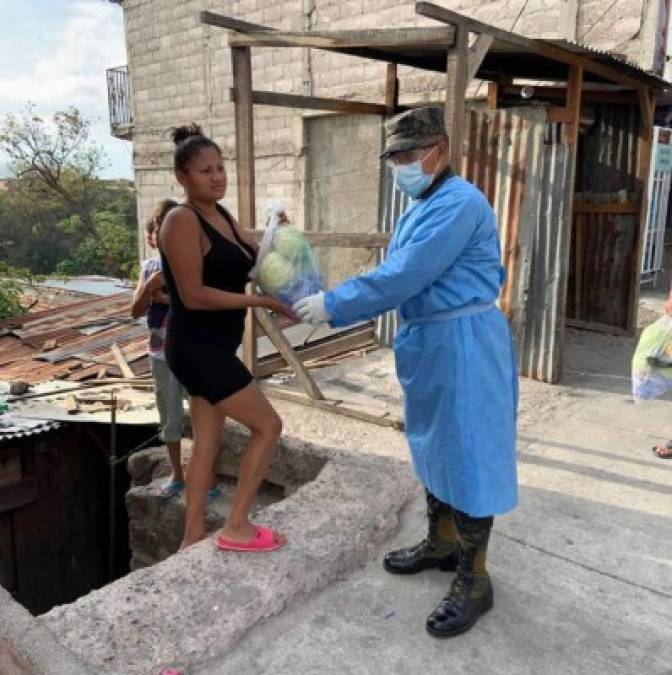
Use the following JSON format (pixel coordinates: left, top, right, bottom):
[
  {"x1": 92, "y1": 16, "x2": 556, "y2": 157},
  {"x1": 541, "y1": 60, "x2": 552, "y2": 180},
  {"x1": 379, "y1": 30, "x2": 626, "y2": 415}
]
[
  {"x1": 262, "y1": 385, "x2": 404, "y2": 430},
  {"x1": 0, "y1": 516, "x2": 15, "y2": 591},
  {"x1": 487, "y1": 81, "x2": 499, "y2": 110},
  {"x1": 415, "y1": 1, "x2": 664, "y2": 90},
  {"x1": 0, "y1": 450, "x2": 21, "y2": 488},
  {"x1": 0, "y1": 477, "x2": 37, "y2": 515},
  {"x1": 628, "y1": 89, "x2": 657, "y2": 334},
  {"x1": 249, "y1": 230, "x2": 391, "y2": 248},
  {"x1": 227, "y1": 26, "x2": 455, "y2": 50},
  {"x1": 445, "y1": 24, "x2": 469, "y2": 172},
  {"x1": 547, "y1": 107, "x2": 574, "y2": 123},
  {"x1": 200, "y1": 11, "x2": 276, "y2": 34},
  {"x1": 467, "y1": 33, "x2": 494, "y2": 81},
  {"x1": 257, "y1": 324, "x2": 376, "y2": 378},
  {"x1": 553, "y1": 63, "x2": 583, "y2": 382},
  {"x1": 110, "y1": 342, "x2": 134, "y2": 379},
  {"x1": 574, "y1": 212, "x2": 583, "y2": 319},
  {"x1": 572, "y1": 202, "x2": 639, "y2": 214},
  {"x1": 385, "y1": 63, "x2": 399, "y2": 115},
  {"x1": 253, "y1": 308, "x2": 325, "y2": 400},
  {"x1": 229, "y1": 88, "x2": 388, "y2": 116},
  {"x1": 232, "y1": 46, "x2": 258, "y2": 373},
  {"x1": 565, "y1": 64, "x2": 583, "y2": 146}
]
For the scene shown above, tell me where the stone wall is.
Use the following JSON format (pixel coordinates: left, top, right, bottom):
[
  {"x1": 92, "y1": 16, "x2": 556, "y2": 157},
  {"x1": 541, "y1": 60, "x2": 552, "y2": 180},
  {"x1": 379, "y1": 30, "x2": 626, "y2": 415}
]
[{"x1": 122, "y1": 0, "x2": 667, "y2": 258}]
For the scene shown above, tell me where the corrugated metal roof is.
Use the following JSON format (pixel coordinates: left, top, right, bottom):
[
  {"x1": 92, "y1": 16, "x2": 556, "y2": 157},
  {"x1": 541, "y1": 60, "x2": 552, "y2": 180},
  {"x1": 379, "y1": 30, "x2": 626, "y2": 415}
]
[
  {"x1": 0, "y1": 292, "x2": 150, "y2": 386},
  {"x1": 0, "y1": 414, "x2": 61, "y2": 440}
]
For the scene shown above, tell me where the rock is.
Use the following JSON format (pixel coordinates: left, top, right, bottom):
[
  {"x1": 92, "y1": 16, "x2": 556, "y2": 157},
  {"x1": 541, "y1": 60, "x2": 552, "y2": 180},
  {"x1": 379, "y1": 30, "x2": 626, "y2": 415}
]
[
  {"x1": 9, "y1": 381, "x2": 30, "y2": 396},
  {"x1": 43, "y1": 435, "x2": 415, "y2": 674}
]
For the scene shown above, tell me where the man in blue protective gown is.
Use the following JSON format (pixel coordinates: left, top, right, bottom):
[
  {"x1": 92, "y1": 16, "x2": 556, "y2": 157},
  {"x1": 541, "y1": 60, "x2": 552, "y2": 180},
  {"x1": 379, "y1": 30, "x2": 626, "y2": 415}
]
[{"x1": 293, "y1": 107, "x2": 518, "y2": 638}]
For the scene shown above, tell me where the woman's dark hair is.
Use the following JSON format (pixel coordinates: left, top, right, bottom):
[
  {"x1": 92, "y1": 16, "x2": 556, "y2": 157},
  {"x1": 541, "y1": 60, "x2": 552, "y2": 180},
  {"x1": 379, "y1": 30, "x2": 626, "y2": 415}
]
[
  {"x1": 146, "y1": 198, "x2": 179, "y2": 234},
  {"x1": 170, "y1": 123, "x2": 221, "y2": 172}
]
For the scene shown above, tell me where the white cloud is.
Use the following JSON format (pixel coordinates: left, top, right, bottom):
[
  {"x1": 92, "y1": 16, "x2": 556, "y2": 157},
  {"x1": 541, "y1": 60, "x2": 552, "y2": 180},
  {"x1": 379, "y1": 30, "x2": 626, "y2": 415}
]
[
  {"x1": 0, "y1": 0, "x2": 125, "y2": 109},
  {"x1": 0, "y1": 1, "x2": 131, "y2": 178}
]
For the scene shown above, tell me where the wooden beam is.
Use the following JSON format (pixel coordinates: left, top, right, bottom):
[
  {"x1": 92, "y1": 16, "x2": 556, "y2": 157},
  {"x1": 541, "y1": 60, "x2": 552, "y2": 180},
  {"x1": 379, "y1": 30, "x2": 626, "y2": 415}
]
[
  {"x1": 547, "y1": 107, "x2": 574, "y2": 123},
  {"x1": 565, "y1": 64, "x2": 583, "y2": 145},
  {"x1": 257, "y1": 324, "x2": 376, "y2": 378},
  {"x1": 229, "y1": 88, "x2": 388, "y2": 116},
  {"x1": 110, "y1": 342, "x2": 134, "y2": 379},
  {"x1": 262, "y1": 385, "x2": 404, "y2": 430},
  {"x1": 467, "y1": 33, "x2": 493, "y2": 81},
  {"x1": 638, "y1": 87, "x2": 654, "y2": 129},
  {"x1": 200, "y1": 11, "x2": 276, "y2": 34},
  {"x1": 502, "y1": 84, "x2": 638, "y2": 106},
  {"x1": 250, "y1": 230, "x2": 391, "y2": 248},
  {"x1": 445, "y1": 24, "x2": 469, "y2": 172},
  {"x1": 415, "y1": 1, "x2": 665, "y2": 91},
  {"x1": 253, "y1": 308, "x2": 325, "y2": 400},
  {"x1": 231, "y1": 46, "x2": 257, "y2": 373},
  {"x1": 487, "y1": 81, "x2": 499, "y2": 110},
  {"x1": 227, "y1": 26, "x2": 455, "y2": 50},
  {"x1": 629, "y1": 89, "x2": 657, "y2": 334},
  {"x1": 385, "y1": 63, "x2": 399, "y2": 115}
]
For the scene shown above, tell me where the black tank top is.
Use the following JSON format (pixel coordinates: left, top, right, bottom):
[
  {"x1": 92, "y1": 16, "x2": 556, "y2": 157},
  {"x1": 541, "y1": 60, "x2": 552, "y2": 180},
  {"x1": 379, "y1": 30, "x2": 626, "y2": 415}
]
[{"x1": 160, "y1": 203, "x2": 256, "y2": 345}]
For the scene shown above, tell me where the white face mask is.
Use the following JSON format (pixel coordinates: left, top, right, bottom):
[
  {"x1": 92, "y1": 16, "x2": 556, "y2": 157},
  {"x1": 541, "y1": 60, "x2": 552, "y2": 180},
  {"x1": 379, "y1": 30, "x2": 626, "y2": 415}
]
[{"x1": 393, "y1": 145, "x2": 439, "y2": 198}]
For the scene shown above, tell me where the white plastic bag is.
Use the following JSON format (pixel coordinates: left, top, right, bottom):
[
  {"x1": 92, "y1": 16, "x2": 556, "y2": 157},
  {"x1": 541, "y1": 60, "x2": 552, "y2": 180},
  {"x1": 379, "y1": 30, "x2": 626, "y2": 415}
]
[
  {"x1": 250, "y1": 200, "x2": 323, "y2": 307},
  {"x1": 632, "y1": 314, "x2": 672, "y2": 401}
]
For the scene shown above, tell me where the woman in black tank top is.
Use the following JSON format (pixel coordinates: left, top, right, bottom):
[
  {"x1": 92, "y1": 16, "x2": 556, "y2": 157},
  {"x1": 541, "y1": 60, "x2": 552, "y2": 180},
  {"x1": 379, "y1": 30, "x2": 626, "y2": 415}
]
[{"x1": 160, "y1": 124, "x2": 293, "y2": 552}]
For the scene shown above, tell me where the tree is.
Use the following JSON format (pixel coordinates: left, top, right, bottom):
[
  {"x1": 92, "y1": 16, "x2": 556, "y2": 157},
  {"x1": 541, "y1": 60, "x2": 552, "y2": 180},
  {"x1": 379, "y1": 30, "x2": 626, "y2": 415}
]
[
  {"x1": 0, "y1": 104, "x2": 106, "y2": 237},
  {"x1": 56, "y1": 210, "x2": 138, "y2": 280},
  {"x1": 0, "y1": 105, "x2": 138, "y2": 280}
]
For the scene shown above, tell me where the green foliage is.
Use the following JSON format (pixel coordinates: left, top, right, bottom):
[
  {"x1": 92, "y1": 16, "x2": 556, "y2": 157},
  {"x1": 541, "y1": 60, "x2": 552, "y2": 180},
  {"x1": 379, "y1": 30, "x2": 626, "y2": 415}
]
[
  {"x1": 56, "y1": 210, "x2": 138, "y2": 280},
  {"x1": 0, "y1": 105, "x2": 138, "y2": 281},
  {"x1": 0, "y1": 262, "x2": 42, "y2": 319}
]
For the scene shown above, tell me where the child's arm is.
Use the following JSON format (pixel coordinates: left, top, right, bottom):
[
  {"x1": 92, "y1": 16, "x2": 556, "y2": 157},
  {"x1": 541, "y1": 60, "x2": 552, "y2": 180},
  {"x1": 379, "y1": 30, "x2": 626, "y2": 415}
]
[{"x1": 131, "y1": 264, "x2": 163, "y2": 318}]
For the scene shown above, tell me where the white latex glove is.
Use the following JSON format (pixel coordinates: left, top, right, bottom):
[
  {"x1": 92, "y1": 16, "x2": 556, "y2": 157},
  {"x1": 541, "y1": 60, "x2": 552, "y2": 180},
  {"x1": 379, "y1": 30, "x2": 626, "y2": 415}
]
[{"x1": 292, "y1": 291, "x2": 330, "y2": 325}]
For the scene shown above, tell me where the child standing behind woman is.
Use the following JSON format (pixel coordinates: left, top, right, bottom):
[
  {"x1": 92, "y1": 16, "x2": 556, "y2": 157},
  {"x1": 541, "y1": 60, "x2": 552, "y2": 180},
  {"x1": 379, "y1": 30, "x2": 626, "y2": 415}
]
[{"x1": 132, "y1": 200, "x2": 203, "y2": 499}]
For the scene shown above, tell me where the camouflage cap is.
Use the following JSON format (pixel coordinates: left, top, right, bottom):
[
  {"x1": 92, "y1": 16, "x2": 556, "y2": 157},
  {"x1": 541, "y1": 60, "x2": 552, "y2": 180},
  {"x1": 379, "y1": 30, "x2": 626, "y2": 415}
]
[{"x1": 381, "y1": 107, "x2": 446, "y2": 158}]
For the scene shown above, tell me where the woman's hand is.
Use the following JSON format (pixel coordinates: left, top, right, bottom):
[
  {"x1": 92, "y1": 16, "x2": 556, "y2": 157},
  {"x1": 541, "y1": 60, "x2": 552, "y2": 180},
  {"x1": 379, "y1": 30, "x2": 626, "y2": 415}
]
[{"x1": 258, "y1": 295, "x2": 297, "y2": 321}]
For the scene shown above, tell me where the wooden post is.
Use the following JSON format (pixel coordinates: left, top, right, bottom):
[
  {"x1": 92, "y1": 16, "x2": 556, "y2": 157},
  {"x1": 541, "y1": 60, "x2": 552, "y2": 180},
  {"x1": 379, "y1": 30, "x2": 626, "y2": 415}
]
[
  {"x1": 487, "y1": 82, "x2": 499, "y2": 110},
  {"x1": 254, "y1": 308, "x2": 325, "y2": 400},
  {"x1": 231, "y1": 46, "x2": 258, "y2": 374},
  {"x1": 444, "y1": 24, "x2": 469, "y2": 172},
  {"x1": 554, "y1": 64, "x2": 583, "y2": 382},
  {"x1": 565, "y1": 64, "x2": 583, "y2": 146},
  {"x1": 628, "y1": 88, "x2": 657, "y2": 333},
  {"x1": 385, "y1": 62, "x2": 399, "y2": 115}
]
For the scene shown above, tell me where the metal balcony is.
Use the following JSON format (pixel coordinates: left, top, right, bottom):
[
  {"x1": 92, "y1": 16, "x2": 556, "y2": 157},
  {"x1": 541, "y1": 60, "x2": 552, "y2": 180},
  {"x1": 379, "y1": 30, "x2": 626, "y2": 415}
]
[{"x1": 106, "y1": 65, "x2": 133, "y2": 140}]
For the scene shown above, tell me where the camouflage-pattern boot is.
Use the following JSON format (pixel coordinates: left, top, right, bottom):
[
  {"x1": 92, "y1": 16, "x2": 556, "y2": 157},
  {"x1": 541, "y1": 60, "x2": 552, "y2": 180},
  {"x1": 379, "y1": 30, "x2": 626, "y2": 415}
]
[
  {"x1": 426, "y1": 510, "x2": 494, "y2": 637},
  {"x1": 383, "y1": 490, "x2": 459, "y2": 575}
]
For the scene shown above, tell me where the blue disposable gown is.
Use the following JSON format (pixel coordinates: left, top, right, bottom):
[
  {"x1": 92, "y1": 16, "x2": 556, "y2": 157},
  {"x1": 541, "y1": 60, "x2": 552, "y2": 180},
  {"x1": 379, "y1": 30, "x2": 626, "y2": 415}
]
[{"x1": 324, "y1": 175, "x2": 518, "y2": 516}]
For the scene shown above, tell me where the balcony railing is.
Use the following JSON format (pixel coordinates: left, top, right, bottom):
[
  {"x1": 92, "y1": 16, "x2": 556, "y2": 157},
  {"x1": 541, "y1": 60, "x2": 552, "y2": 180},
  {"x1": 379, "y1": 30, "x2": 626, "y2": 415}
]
[{"x1": 106, "y1": 65, "x2": 133, "y2": 139}]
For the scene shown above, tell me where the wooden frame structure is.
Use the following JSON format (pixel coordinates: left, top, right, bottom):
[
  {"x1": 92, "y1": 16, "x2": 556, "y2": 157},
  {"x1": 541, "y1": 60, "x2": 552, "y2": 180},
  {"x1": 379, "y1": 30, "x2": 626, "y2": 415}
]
[{"x1": 202, "y1": 2, "x2": 667, "y2": 387}]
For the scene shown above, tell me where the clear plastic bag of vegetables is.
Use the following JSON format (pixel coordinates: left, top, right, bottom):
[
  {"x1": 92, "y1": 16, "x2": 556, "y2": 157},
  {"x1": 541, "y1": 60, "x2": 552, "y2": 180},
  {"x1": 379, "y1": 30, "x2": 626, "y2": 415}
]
[
  {"x1": 632, "y1": 314, "x2": 672, "y2": 401},
  {"x1": 249, "y1": 200, "x2": 323, "y2": 307}
]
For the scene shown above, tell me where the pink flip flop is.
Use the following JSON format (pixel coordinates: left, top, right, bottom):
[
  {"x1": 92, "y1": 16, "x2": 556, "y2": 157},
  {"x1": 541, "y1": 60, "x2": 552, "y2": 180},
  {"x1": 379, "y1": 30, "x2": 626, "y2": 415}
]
[{"x1": 216, "y1": 525, "x2": 285, "y2": 552}]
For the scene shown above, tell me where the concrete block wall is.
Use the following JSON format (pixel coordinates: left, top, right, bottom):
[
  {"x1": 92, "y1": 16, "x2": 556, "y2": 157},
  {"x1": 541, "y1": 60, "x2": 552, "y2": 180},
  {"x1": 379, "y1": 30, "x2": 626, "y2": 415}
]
[{"x1": 124, "y1": 0, "x2": 666, "y2": 259}]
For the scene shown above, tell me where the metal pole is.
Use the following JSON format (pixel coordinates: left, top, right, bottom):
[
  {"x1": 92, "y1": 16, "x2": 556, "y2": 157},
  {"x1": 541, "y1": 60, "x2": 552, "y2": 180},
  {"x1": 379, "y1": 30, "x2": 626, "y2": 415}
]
[{"x1": 107, "y1": 392, "x2": 117, "y2": 580}]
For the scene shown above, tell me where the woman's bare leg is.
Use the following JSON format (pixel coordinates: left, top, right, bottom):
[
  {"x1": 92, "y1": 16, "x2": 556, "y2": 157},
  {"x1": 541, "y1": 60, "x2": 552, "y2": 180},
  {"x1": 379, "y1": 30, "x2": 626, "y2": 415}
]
[
  {"x1": 180, "y1": 396, "x2": 225, "y2": 549},
  {"x1": 215, "y1": 381, "x2": 284, "y2": 544}
]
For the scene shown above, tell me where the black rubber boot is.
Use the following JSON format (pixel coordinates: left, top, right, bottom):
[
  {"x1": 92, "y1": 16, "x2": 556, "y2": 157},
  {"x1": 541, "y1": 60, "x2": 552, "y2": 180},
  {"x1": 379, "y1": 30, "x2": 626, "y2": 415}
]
[
  {"x1": 383, "y1": 490, "x2": 459, "y2": 575},
  {"x1": 426, "y1": 510, "x2": 494, "y2": 637}
]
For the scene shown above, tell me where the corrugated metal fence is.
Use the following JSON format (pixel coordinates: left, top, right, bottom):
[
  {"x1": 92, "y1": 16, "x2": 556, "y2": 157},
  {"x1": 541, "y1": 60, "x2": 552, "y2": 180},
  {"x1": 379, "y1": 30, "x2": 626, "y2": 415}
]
[{"x1": 377, "y1": 107, "x2": 573, "y2": 383}]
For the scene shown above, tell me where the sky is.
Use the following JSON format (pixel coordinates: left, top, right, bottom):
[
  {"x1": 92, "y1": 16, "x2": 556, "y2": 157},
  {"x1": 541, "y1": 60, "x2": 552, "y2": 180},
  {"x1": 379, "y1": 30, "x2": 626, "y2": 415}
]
[{"x1": 0, "y1": 0, "x2": 132, "y2": 179}]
